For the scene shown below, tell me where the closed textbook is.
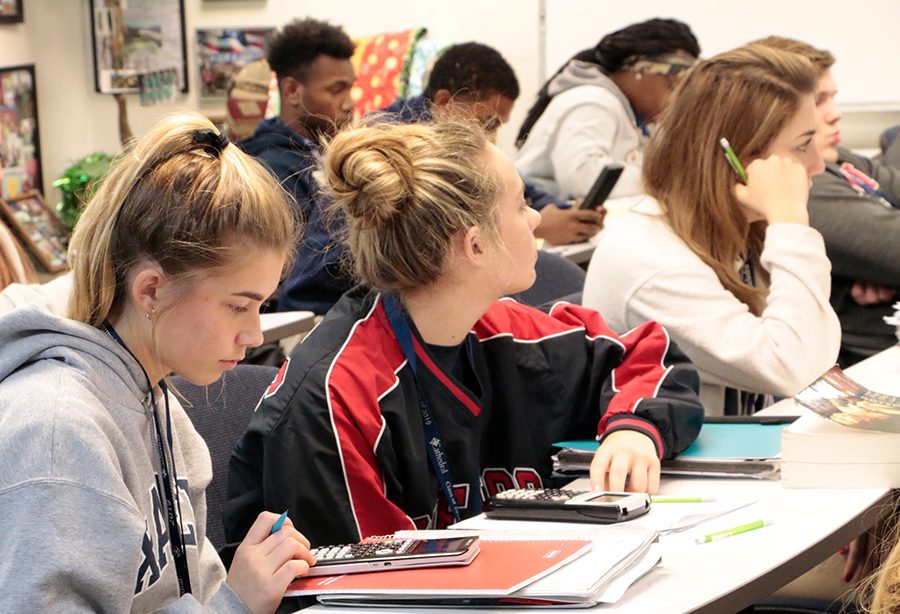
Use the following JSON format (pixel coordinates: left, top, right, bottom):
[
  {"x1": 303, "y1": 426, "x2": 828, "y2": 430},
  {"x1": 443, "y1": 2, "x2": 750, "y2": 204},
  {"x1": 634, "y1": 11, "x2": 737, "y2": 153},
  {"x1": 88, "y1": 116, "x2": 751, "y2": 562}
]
[{"x1": 781, "y1": 412, "x2": 900, "y2": 488}]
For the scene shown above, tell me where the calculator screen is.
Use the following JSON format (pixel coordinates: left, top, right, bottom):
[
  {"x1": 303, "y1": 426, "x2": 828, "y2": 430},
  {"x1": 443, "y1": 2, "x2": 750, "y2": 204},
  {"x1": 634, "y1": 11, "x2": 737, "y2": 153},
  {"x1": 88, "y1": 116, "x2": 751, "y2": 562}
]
[
  {"x1": 408, "y1": 536, "x2": 474, "y2": 555},
  {"x1": 582, "y1": 493, "x2": 629, "y2": 504}
]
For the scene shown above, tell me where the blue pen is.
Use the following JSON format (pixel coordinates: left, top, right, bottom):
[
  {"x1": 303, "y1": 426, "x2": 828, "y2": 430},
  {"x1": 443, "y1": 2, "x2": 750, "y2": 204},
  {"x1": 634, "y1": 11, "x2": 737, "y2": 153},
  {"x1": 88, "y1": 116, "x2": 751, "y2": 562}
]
[{"x1": 271, "y1": 510, "x2": 289, "y2": 534}]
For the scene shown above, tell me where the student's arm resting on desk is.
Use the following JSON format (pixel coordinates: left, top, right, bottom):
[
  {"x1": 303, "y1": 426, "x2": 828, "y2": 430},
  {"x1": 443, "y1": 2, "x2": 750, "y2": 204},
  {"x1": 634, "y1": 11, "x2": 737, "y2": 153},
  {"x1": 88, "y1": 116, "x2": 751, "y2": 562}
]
[
  {"x1": 542, "y1": 302, "x2": 703, "y2": 461},
  {"x1": 549, "y1": 101, "x2": 642, "y2": 199},
  {"x1": 474, "y1": 300, "x2": 702, "y2": 492},
  {"x1": 609, "y1": 225, "x2": 840, "y2": 396}
]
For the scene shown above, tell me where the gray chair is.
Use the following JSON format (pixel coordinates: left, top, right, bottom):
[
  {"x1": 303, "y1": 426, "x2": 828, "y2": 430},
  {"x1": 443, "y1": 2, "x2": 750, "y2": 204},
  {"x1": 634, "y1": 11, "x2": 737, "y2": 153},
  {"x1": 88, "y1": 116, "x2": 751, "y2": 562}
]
[
  {"x1": 170, "y1": 364, "x2": 279, "y2": 551},
  {"x1": 512, "y1": 250, "x2": 586, "y2": 308}
]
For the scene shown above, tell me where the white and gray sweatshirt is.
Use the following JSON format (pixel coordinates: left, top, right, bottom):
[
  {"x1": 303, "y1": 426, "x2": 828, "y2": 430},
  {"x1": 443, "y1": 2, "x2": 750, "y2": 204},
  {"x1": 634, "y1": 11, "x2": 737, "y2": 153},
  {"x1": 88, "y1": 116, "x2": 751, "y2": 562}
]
[{"x1": 0, "y1": 306, "x2": 248, "y2": 612}]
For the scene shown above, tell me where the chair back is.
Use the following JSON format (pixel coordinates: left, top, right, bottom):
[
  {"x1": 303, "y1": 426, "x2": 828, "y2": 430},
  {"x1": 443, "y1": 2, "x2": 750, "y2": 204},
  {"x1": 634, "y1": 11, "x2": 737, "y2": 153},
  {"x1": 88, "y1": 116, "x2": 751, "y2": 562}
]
[
  {"x1": 170, "y1": 364, "x2": 279, "y2": 551},
  {"x1": 513, "y1": 251, "x2": 586, "y2": 308}
]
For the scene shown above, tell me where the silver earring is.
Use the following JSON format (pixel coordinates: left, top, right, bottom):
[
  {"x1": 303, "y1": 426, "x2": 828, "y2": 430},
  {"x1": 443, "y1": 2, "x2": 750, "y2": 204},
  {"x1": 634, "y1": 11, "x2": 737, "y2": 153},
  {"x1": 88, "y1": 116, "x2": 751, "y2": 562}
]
[
  {"x1": 146, "y1": 308, "x2": 155, "y2": 321},
  {"x1": 634, "y1": 72, "x2": 643, "y2": 81}
]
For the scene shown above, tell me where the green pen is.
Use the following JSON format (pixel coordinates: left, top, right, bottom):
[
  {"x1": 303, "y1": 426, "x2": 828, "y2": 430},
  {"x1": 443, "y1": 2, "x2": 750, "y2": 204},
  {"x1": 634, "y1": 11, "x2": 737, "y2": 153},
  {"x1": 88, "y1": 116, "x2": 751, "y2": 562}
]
[
  {"x1": 695, "y1": 519, "x2": 772, "y2": 544},
  {"x1": 651, "y1": 496, "x2": 718, "y2": 503},
  {"x1": 719, "y1": 138, "x2": 748, "y2": 183}
]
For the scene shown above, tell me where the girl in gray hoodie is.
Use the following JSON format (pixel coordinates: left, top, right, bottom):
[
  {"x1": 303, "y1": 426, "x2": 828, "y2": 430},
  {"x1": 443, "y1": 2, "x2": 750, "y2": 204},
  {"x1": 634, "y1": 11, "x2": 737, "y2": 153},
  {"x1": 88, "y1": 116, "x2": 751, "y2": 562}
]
[{"x1": 0, "y1": 113, "x2": 314, "y2": 613}]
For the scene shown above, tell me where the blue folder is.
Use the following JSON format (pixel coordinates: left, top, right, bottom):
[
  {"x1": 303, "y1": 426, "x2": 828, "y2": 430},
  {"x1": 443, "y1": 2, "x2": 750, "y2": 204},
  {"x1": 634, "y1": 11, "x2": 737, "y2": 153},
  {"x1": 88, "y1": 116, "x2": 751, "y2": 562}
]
[{"x1": 556, "y1": 423, "x2": 787, "y2": 460}]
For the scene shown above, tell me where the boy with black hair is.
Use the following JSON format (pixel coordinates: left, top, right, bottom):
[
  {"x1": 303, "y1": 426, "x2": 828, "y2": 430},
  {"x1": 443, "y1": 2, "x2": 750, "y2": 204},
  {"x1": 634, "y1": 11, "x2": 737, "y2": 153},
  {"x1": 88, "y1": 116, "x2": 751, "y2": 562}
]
[
  {"x1": 240, "y1": 18, "x2": 356, "y2": 313},
  {"x1": 383, "y1": 42, "x2": 606, "y2": 246}
]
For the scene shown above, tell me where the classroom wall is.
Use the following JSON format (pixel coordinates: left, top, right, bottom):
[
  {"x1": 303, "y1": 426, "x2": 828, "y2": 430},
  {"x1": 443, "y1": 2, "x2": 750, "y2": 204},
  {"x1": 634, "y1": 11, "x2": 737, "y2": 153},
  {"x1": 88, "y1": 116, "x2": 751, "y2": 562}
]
[
  {"x1": 3, "y1": 1, "x2": 898, "y2": 204},
  {"x1": 1, "y1": 0, "x2": 542, "y2": 201},
  {"x1": 543, "y1": 0, "x2": 900, "y2": 156}
]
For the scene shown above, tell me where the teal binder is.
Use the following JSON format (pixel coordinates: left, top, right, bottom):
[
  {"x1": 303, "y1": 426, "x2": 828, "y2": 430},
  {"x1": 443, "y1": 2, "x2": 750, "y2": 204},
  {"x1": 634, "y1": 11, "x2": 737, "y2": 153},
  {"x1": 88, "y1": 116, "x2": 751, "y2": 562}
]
[{"x1": 556, "y1": 423, "x2": 787, "y2": 460}]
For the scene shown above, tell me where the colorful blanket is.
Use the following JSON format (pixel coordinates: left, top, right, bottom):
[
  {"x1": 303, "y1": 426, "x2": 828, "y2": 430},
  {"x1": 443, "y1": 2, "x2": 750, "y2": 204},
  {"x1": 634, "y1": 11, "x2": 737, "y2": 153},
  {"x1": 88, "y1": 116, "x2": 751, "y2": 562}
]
[{"x1": 350, "y1": 28, "x2": 426, "y2": 115}]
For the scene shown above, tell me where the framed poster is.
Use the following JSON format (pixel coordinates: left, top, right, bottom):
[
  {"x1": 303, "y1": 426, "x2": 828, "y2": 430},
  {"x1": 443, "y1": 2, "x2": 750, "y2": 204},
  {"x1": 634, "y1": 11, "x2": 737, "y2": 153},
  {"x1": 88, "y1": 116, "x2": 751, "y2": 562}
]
[
  {"x1": 197, "y1": 27, "x2": 273, "y2": 98},
  {"x1": 0, "y1": 191, "x2": 69, "y2": 272},
  {"x1": 0, "y1": 64, "x2": 42, "y2": 198},
  {"x1": 90, "y1": 0, "x2": 188, "y2": 94},
  {"x1": 0, "y1": 0, "x2": 22, "y2": 24}
]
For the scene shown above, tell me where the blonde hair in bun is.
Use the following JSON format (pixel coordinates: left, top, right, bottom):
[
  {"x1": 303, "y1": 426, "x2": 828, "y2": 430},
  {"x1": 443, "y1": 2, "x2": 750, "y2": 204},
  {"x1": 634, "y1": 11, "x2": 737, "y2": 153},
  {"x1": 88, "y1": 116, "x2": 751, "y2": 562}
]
[{"x1": 322, "y1": 119, "x2": 499, "y2": 292}]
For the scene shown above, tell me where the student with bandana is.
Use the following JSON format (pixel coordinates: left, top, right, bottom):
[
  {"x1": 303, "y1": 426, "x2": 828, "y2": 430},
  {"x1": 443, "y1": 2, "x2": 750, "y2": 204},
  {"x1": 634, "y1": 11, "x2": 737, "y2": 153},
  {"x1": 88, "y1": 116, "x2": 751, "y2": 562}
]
[{"x1": 515, "y1": 18, "x2": 699, "y2": 200}]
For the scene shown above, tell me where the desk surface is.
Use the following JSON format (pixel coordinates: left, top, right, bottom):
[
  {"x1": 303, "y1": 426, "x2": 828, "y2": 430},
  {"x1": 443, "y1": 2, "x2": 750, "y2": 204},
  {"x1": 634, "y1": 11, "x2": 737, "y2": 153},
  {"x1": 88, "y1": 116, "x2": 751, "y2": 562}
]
[
  {"x1": 305, "y1": 346, "x2": 899, "y2": 614},
  {"x1": 260, "y1": 310, "x2": 316, "y2": 344},
  {"x1": 305, "y1": 480, "x2": 888, "y2": 614}
]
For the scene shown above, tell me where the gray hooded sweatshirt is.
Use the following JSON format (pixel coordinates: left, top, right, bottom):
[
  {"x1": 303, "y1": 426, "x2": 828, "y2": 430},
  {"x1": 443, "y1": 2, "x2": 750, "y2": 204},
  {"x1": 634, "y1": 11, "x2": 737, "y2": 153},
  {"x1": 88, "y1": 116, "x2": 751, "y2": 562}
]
[
  {"x1": 0, "y1": 306, "x2": 248, "y2": 612},
  {"x1": 515, "y1": 60, "x2": 646, "y2": 200}
]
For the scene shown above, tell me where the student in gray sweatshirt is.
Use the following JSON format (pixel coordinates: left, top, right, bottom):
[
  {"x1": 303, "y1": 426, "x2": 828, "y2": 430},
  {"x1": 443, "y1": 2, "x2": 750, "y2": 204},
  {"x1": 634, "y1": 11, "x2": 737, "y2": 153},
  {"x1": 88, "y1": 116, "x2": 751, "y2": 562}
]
[
  {"x1": 758, "y1": 37, "x2": 900, "y2": 366},
  {"x1": 0, "y1": 113, "x2": 314, "y2": 612}
]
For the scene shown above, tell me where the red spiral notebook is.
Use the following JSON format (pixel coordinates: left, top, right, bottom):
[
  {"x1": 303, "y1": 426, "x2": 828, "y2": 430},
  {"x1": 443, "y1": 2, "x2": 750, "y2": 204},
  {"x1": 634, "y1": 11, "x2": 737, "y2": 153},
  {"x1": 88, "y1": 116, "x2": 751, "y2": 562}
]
[{"x1": 286, "y1": 537, "x2": 592, "y2": 599}]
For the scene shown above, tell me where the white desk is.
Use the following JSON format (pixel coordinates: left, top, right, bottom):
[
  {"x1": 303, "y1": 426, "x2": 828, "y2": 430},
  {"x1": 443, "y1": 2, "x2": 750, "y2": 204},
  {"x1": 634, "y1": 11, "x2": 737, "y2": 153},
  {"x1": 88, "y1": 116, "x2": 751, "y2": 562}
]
[
  {"x1": 305, "y1": 346, "x2": 899, "y2": 613},
  {"x1": 304, "y1": 479, "x2": 887, "y2": 614},
  {"x1": 260, "y1": 310, "x2": 317, "y2": 344}
]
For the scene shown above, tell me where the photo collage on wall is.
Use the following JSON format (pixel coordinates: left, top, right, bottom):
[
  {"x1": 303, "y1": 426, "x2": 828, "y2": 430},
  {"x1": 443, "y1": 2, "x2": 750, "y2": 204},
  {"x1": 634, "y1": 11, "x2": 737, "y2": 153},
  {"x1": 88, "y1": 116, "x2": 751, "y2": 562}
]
[{"x1": 197, "y1": 27, "x2": 273, "y2": 98}]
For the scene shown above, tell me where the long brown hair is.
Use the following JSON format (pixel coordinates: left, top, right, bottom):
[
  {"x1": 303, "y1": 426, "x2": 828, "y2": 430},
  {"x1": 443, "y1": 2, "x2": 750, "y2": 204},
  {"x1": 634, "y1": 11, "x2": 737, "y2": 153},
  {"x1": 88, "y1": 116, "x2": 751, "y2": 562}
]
[
  {"x1": 643, "y1": 43, "x2": 817, "y2": 314},
  {"x1": 68, "y1": 113, "x2": 299, "y2": 326}
]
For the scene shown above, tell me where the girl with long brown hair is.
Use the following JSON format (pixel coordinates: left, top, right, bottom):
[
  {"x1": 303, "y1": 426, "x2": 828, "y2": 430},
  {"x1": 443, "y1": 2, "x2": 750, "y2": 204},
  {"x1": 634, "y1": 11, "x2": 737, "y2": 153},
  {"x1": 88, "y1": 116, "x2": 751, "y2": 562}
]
[{"x1": 583, "y1": 43, "x2": 841, "y2": 415}]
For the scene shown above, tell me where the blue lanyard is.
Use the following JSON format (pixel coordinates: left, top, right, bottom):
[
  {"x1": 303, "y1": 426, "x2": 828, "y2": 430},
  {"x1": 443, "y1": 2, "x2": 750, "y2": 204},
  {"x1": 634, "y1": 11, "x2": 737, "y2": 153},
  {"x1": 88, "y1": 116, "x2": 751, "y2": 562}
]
[
  {"x1": 382, "y1": 294, "x2": 465, "y2": 524},
  {"x1": 103, "y1": 323, "x2": 192, "y2": 596}
]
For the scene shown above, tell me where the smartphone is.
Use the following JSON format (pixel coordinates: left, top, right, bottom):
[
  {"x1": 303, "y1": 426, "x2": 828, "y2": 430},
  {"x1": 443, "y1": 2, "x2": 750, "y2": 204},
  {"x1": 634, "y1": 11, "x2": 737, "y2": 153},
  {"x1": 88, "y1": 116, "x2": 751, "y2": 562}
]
[
  {"x1": 306, "y1": 535, "x2": 480, "y2": 576},
  {"x1": 579, "y1": 163, "x2": 624, "y2": 210},
  {"x1": 483, "y1": 488, "x2": 650, "y2": 524}
]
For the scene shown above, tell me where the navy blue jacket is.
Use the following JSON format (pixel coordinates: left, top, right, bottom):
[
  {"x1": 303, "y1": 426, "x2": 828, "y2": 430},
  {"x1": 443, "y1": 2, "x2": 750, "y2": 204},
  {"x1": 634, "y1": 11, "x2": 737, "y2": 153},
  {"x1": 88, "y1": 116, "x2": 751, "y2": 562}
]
[
  {"x1": 240, "y1": 118, "x2": 353, "y2": 314},
  {"x1": 381, "y1": 96, "x2": 568, "y2": 211}
]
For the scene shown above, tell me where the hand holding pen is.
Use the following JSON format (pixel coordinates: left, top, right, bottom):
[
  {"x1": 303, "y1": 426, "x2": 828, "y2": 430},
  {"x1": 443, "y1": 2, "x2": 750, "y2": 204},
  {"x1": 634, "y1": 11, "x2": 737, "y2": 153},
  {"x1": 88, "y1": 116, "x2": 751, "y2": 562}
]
[
  {"x1": 722, "y1": 138, "x2": 810, "y2": 226},
  {"x1": 226, "y1": 510, "x2": 316, "y2": 614}
]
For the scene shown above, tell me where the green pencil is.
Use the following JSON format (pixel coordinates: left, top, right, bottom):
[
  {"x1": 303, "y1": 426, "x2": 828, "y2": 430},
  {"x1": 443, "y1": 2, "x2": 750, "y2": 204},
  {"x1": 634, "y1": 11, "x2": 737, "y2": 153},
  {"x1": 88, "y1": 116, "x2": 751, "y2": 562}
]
[{"x1": 719, "y1": 138, "x2": 748, "y2": 183}]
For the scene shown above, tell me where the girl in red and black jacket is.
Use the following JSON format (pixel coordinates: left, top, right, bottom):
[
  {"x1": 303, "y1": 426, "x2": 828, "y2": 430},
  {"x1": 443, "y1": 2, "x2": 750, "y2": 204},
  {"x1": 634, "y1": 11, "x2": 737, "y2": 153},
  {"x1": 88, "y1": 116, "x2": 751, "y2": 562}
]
[{"x1": 224, "y1": 119, "x2": 703, "y2": 550}]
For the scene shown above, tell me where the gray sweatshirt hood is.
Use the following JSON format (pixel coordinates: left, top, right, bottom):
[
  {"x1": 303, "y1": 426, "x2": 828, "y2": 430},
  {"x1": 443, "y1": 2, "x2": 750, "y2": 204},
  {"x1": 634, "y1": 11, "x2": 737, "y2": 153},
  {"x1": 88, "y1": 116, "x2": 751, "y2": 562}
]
[
  {"x1": 0, "y1": 305, "x2": 151, "y2": 403},
  {"x1": 547, "y1": 59, "x2": 638, "y2": 126}
]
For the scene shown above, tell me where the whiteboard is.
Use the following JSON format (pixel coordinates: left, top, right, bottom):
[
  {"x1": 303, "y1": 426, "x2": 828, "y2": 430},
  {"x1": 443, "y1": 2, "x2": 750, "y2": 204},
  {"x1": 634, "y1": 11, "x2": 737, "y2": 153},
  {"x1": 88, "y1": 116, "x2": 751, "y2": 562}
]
[{"x1": 544, "y1": 0, "x2": 900, "y2": 108}]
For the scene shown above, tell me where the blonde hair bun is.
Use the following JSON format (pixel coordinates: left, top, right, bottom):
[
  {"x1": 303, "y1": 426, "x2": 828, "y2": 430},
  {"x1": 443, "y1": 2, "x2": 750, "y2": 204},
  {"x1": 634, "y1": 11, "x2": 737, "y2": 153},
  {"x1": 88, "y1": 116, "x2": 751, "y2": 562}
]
[
  {"x1": 321, "y1": 119, "x2": 498, "y2": 292},
  {"x1": 325, "y1": 124, "x2": 420, "y2": 228}
]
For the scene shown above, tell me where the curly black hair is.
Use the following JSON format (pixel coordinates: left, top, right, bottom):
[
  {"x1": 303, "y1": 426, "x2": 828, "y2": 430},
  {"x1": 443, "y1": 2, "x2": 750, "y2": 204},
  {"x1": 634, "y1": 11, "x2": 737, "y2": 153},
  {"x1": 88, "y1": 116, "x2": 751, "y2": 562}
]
[
  {"x1": 425, "y1": 42, "x2": 520, "y2": 101},
  {"x1": 267, "y1": 18, "x2": 355, "y2": 83}
]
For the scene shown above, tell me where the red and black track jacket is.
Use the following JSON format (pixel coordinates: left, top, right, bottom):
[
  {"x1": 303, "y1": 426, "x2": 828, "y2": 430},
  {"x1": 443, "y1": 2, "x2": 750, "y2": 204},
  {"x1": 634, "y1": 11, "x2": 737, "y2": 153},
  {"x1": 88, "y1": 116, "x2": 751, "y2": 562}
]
[{"x1": 224, "y1": 287, "x2": 703, "y2": 548}]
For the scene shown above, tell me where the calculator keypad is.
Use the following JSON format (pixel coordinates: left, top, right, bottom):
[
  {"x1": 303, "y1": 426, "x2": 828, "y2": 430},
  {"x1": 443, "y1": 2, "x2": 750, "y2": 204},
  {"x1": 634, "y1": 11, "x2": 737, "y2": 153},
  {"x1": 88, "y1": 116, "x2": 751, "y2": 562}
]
[
  {"x1": 310, "y1": 539, "x2": 419, "y2": 561},
  {"x1": 493, "y1": 488, "x2": 587, "y2": 502}
]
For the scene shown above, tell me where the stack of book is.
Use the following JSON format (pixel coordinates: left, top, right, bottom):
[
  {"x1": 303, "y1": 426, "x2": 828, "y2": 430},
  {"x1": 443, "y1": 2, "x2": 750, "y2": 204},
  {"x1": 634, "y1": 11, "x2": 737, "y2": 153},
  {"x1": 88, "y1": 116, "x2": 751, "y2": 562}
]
[
  {"x1": 286, "y1": 528, "x2": 659, "y2": 607},
  {"x1": 782, "y1": 366, "x2": 900, "y2": 488},
  {"x1": 554, "y1": 418, "x2": 789, "y2": 480}
]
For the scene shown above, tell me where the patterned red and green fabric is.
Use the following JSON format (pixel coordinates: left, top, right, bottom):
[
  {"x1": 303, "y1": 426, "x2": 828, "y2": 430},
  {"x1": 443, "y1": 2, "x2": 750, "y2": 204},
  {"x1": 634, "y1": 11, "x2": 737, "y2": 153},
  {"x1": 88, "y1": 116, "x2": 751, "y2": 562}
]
[{"x1": 351, "y1": 28, "x2": 426, "y2": 115}]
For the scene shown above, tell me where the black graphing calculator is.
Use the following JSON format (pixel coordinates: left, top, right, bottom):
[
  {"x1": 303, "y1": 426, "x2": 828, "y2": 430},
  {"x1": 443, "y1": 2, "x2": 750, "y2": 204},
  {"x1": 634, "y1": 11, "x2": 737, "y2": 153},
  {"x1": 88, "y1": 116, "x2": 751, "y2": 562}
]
[
  {"x1": 483, "y1": 488, "x2": 650, "y2": 524},
  {"x1": 306, "y1": 536, "x2": 480, "y2": 576}
]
